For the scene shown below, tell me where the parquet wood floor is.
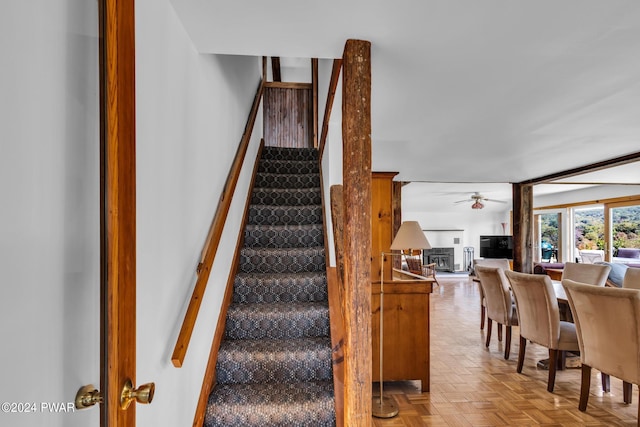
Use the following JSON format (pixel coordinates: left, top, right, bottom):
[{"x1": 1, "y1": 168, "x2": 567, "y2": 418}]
[{"x1": 373, "y1": 276, "x2": 638, "y2": 426}]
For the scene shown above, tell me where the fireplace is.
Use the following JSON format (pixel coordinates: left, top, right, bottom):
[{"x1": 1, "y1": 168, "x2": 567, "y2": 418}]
[{"x1": 424, "y1": 247, "x2": 455, "y2": 272}]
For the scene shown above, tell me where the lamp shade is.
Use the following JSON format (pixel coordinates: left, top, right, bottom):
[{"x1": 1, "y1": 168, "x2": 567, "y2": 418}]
[{"x1": 389, "y1": 221, "x2": 431, "y2": 250}]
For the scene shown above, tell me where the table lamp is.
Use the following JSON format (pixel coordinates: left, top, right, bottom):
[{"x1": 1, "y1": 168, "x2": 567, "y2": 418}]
[{"x1": 373, "y1": 220, "x2": 431, "y2": 418}]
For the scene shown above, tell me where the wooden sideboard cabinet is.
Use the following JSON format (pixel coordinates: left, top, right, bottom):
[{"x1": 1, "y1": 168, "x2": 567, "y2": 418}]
[
  {"x1": 370, "y1": 171, "x2": 432, "y2": 392},
  {"x1": 371, "y1": 172, "x2": 400, "y2": 282},
  {"x1": 371, "y1": 278, "x2": 433, "y2": 392}
]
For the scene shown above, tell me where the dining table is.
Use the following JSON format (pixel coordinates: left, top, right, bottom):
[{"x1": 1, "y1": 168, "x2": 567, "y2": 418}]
[{"x1": 551, "y1": 280, "x2": 568, "y2": 304}]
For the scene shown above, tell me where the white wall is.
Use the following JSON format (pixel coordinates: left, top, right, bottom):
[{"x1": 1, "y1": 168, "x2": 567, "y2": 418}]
[
  {"x1": 136, "y1": 1, "x2": 262, "y2": 426},
  {"x1": 0, "y1": 1, "x2": 261, "y2": 426},
  {"x1": 0, "y1": 1, "x2": 100, "y2": 426},
  {"x1": 403, "y1": 210, "x2": 512, "y2": 269}
]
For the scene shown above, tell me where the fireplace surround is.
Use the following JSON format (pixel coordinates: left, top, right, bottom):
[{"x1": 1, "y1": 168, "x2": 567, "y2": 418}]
[{"x1": 424, "y1": 247, "x2": 455, "y2": 272}]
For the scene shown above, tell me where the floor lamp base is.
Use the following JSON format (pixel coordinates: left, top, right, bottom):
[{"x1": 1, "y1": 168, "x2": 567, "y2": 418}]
[{"x1": 372, "y1": 395, "x2": 399, "y2": 418}]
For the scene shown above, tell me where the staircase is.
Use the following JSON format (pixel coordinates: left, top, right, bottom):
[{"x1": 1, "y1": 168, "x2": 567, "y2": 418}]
[{"x1": 205, "y1": 146, "x2": 336, "y2": 427}]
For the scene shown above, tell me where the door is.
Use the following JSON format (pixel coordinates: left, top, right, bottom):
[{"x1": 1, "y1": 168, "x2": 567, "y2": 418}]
[
  {"x1": 100, "y1": 0, "x2": 151, "y2": 425},
  {"x1": 263, "y1": 84, "x2": 314, "y2": 148},
  {"x1": 77, "y1": 1, "x2": 154, "y2": 424}
]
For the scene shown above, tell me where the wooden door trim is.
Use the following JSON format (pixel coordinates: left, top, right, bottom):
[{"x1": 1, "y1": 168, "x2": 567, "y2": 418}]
[
  {"x1": 100, "y1": 0, "x2": 137, "y2": 425},
  {"x1": 264, "y1": 81, "x2": 312, "y2": 89}
]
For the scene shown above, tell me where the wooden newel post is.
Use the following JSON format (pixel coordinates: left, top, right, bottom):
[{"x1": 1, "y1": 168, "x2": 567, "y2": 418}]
[
  {"x1": 342, "y1": 39, "x2": 373, "y2": 426},
  {"x1": 512, "y1": 183, "x2": 534, "y2": 273}
]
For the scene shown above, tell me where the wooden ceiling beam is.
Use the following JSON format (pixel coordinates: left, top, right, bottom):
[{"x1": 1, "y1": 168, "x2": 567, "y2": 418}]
[{"x1": 519, "y1": 151, "x2": 640, "y2": 185}]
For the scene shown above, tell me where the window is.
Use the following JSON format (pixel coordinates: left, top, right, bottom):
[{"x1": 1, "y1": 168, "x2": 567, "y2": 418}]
[
  {"x1": 534, "y1": 211, "x2": 562, "y2": 262},
  {"x1": 608, "y1": 202, "x2": 640, "y2": 258},
  {"x1": 535, "y1": 196, "x2": 640, "y2": 264},
  {"x1": 574, "y1": 206, "x2": 604, "y2": 252}
]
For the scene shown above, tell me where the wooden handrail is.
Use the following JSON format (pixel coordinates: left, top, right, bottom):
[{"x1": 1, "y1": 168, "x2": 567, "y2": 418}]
[
  {"x1": 318, "y1": 59, "x2": 343, "y2": 160},
  {"x1": 317, "y1": 57, "x2": 345, "y2": 427},
  {"x1": 171, "y1": 79, "x2": 264, "y2": 368},
  {"x1": 318, "y1": 58, "x2": 344, "y2": 319},
  {"x1": 192, "y1": 141, "x2": 266, "y2": 427}
]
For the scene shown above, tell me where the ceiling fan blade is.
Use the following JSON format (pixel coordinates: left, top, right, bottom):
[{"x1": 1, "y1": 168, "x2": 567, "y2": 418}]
[
  {"x1": 454, "y1": 199, "x2": 473, "y2": 204},
  {"x1": 483, "y1": 198, "x2": 508, "y2": 204}
]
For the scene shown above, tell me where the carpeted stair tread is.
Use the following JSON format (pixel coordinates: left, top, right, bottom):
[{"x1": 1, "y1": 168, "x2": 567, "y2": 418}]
[
  {"x1": 252, "y1": 187, "x2": 322, "y2": 206},
  {"x1": 204, "y1": 382, "x2": 335, "y2": 427},
  {"x1": 260, "y1": 146, "x2": 320, "y2": 161},
  {"x1": 233, "y1": 272, "x2": 328, "y2": 303},
  {"x1": 258, "y1": 159, "x2": 319, "y2": 175},
  {"x1": 247, "y1": 204, "x2": 323, "y2": 226},
  {"x1": 225, "y1": 301, "x2": 330, "y2": 340},
  {"x1": 239, "y1": 246, "x2": 325, "y2": 274},
  {"x1": 244, "y1": 223, "x2": 324, "y2": 248},
  {"x1": 216, "y1": 337, "x2": 333, "y2": 385},
  {"x1": 208, "y1": 146, "x2": 334, "y2": 425},
  {"x1": 254, "y1": 172, "x2": 320, "y2": 189}
]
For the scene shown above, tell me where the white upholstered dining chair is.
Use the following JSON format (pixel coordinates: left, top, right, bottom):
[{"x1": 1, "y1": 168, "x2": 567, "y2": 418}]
[
  {"x1": 475, "y1": 265, "x2": 518, "y2": 359},
  {"x1": 562, "y1": 262, "x2": 611, "y2": 286},
  {"x1": 562, "y1": 279, "x2": 640, "y2": 425},
  {"x1": 505, "y1": 270, "x2": 580, "y2": 392},
  {"x1": 624, "y1": 267, "x2": 640, "y2": 290},
  {"x1": 579, "y1": 250, "x2": 605, "y2": 264},
  {"x1": 473, "y1": 258, "x2": 511, "y2": 331}
]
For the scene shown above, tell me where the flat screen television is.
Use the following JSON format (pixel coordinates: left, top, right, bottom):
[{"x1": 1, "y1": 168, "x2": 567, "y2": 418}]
[{"x1": 480, "y1": 235, "x2": 513, "y2": 259}]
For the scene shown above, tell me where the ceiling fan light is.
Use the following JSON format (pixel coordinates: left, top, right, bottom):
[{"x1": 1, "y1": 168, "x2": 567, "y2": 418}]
[{"x1": 472, "y1": 201, "x2": 484, "y2": 209}]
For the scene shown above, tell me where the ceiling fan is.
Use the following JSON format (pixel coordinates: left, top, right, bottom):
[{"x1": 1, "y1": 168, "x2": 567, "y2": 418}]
[{"x1": 454, "y1": 192, "x2": 507, "y2": 209}]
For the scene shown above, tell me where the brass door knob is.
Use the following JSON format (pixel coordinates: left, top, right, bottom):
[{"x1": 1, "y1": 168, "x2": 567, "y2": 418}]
[
  {"x1": 120, "y1": 378, "x2": 155, "y2": 410},
  {"x1": 75, "y1": 385, "x2": 103, "y2": 409}
]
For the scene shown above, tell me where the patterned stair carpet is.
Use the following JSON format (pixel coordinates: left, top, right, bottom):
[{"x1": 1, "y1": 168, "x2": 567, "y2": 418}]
[{"x1": 205, "y1": 146, "x2": 336, "y2": 427}]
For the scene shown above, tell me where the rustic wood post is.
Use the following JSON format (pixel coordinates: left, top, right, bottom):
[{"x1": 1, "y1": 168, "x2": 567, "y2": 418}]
[
  {"x1": 512, "y1": 183, "x2": 534, "y2": 273},
  {"x1": 342, "y1": 39, "x2": 372, "y2": 426}
]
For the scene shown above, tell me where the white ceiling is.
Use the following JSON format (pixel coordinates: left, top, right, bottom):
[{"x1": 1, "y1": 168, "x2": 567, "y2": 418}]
[{"x1": 169, "y1": 0, "x2": 640, "y2": 211}]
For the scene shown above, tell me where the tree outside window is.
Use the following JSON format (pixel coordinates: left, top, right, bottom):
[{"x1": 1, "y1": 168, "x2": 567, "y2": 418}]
[
  {"x1": 611, "y1": 205, "x2": 640, "y2": 254},
  {"x1": 574, "y1": 207, "x2": 604, "y2": 251}
]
